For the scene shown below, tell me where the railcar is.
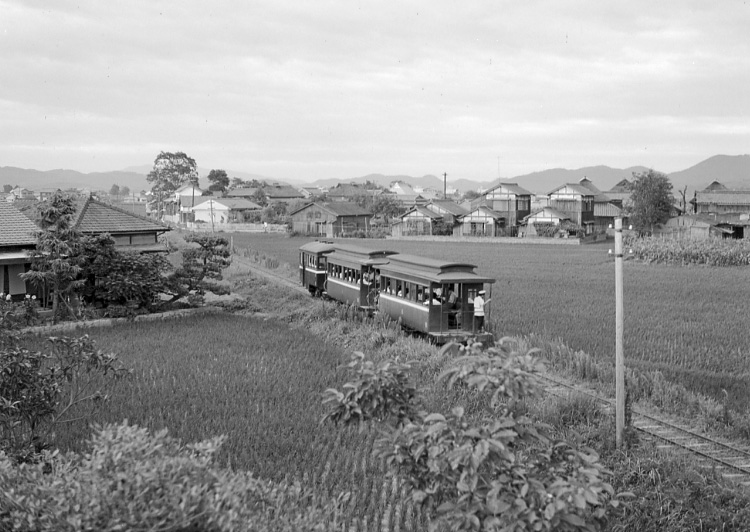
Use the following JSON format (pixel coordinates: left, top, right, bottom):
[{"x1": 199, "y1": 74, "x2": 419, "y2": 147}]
[
  {"x1": 324, "y1": 244, "x2": 397, "y2": 309},
  {"x1": 376, "y1": 253, "x2": 495, "y2": 344},
  {"x1": 299, "y1": 241, "x2": 337, "y2": 295}
]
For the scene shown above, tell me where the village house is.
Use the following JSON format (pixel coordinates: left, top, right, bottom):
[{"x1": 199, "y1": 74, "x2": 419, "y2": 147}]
[
  {"x1": 521, "y1": 207, "x2": 572, "y2": 237},
  {"x1": 0, "y1": 202, "x2": 39, "y2": 300},
  {"x1": 690, "y1": 181, "x2": 750, "y2": 216},
  {"x1": 262, "y1": 184, "x2": 305, "y2": 205},
  {"x1": 656, "y1": 215, "x2": 748, "y2": 240},
  {"x1": 288, "y1": 202, "x2": 373, "y2": 237},
  {"x1": 390, "y1": 199, "x2": 467, "y2": 237},
  {"x1": 473, "y1": 182, "x2": 533, "y2": 235},
  {"x1": 6, "y1": 187, "x2": 35, "y2": 202},
  {"x1": 576, "y1": 178, "x2": 627, "y2": 231},
  {"x1": 326, "y1": 183, "x2": 376, "y2": 202},
  {"x1": 225, "y1": 187, "x2": 259, "y2": 199},
  {"x1": 546, "y1": 181, "x2": 596, "y2": 234},
  {"x1": 162, "y1": 184, "x2": 206, "y2": 223},
  {"x1": 456, "y1": 205, "x2": 509, "y2": 237},
  {"x1": 73, "y1": 196, "x2": 171, "y2": 252},
  {"x1": 391, "y1": 205, "x2": 443, "y2": 237},
  {"x1": 191, "y1": 198, "x2": 262, "y2": 224}
]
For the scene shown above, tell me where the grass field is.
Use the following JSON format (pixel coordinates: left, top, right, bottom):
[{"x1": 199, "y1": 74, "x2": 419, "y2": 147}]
[{"x1": 226, "y1": 233, "x2": 750, "y2": 411}]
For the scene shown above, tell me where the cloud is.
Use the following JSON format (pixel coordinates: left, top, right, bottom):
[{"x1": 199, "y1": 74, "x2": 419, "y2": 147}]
[{"x1": 0, "y1": 0, "x2": 748, "y2": 179}]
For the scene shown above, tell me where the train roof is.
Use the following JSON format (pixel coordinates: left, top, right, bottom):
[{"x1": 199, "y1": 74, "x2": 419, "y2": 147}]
[
  {"x1": 327, "y1": 244, "x2": 398, "y2": 267},
  {"x1": 378, "y1": 253, "x2": 496, "y2": 284},
  {"x1": 299, "y1": 241, "x2": 337, "y2": 254}
]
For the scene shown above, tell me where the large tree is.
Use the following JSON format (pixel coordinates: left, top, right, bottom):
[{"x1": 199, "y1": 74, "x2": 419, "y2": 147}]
[
  {"x1": 207, "y1": 169, "x2": 229, "y2": 194},
  {"x1": 146, "y1": 151, "x2": 199, "y2": 198},
  {"x1": 627, "y1": 169, "x2": 674, "y2": 235},
  {"x1": 109, "y1": 184, "x2": 120, "y2": 197}
]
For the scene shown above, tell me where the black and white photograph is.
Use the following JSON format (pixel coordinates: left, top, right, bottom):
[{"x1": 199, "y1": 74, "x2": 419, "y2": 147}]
[{"x1": 2, "y1": 2, "x2": 750, "y2": 530}]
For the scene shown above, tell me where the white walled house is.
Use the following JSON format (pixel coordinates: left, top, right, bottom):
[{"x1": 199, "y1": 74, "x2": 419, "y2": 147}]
[{"x1": 191, "y1": 198, "x2": 262, "y2": 224}]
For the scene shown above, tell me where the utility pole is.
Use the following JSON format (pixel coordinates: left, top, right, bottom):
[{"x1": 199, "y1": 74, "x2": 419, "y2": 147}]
[
  {"x1": 443, "y1": 172, "x2": 447, "y2": 199},
  {"x1": 614, "y1": 217, "x2": 625, "y2": 449},
  {"x1": 209, "y1": 199, "x2": 215, "y2": 234}
]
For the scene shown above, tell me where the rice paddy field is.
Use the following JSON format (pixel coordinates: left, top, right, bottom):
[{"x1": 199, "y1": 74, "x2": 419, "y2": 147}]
[
  {"x1": 227, "y1": 233, "x2": 750, "y2": 412},
  {"x1": 53, "y1": 313, "x2": 416, "y2": 531}
]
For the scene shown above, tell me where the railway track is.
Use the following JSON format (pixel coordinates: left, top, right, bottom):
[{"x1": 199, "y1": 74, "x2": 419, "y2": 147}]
[
  {"x1": 234, "y1": 254, "x2": 750, "y2": 486},
  {"x1": 539, "y1": 373, "x2": 750, "y2": 486}
]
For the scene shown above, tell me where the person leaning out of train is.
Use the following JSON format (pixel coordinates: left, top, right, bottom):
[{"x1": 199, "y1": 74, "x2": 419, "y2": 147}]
[{"x1": 473, "y1": 290, "x2": 490, "y2": 332}]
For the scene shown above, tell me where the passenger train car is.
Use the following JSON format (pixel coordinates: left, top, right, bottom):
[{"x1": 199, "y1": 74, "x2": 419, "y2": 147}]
[
  {"x1": 299, "y1": 241, "x2": 336, "y2": 295},
  {"x1": 300, "y1": 241, "x2": 495, "y2": 344}
]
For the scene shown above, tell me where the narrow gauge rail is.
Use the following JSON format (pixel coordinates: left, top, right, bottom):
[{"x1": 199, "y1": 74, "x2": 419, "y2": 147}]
[
  {"x1": 239, "y1": 255, "x2": 750, "y2": 486},
  {"x1": 538, "y1": 373, "x2": 750, "y2": 486}
]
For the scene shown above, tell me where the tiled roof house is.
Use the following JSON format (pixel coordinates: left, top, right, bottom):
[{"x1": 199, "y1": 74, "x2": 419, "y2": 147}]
[
  {"x1": 73, "y1": 197, "x2": 171, "y2": 252},
  {"x1": 0, "y1": 201, "x2": 39, "y2": 299}
]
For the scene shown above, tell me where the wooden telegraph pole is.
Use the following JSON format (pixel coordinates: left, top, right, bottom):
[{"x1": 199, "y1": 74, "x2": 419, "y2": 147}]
[{"x1": 614, "y1": 217, "x2": 625, "y2": 449}]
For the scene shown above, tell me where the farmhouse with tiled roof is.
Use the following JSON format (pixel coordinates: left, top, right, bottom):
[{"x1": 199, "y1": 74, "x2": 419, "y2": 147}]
[
  {"x1": 0, "y1": 201, "x2": 39, "y2": 299},
  {"x1": 690, "y1": 181, "x2": 750, "y2": 215},
  {"x1": 288, "y1": 202, "x2": 372, "y2": 237},
  {"x1": 72, "y1": 197, "x2": 171, "y2": 252}
]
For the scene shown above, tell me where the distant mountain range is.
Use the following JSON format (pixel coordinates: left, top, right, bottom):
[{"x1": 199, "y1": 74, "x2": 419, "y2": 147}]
[{"x1": 2, "y1": 154, "x2": 749, "y2": 196}]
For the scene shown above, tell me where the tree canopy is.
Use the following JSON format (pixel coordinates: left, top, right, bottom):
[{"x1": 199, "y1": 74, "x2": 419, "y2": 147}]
[
  {"x1": 146, "y1": 151, "x2": 199, "y2": 198},
  {"x1": 627, "y1": 169, "x2": 674, "y2": 234},
  {"x1": 207, "y1": 169, "x2": 229, "y2": 194}
]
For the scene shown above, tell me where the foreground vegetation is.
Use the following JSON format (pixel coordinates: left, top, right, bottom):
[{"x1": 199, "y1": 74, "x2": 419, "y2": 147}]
[{"x1": 5, "y1": 232, "x2": 750, "y2": 530}]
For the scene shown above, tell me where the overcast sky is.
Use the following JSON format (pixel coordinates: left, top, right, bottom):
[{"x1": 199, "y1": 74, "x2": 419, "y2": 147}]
[{"x1": 1, "y1": 1, "x2": 748, "y2": 181}]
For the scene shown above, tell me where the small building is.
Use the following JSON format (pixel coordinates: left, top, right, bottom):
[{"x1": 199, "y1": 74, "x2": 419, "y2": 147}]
[
  {"x1": 546, "y1": 182, "x2": 595, "y2": 233},
  {"x1": 73, "y1": 197, "x2": 171, "y2": 252},
  {"x1": 225, "y1": 187, "x2": 259, "y2": 199},
  {"x1": 521, "y1": 207, "x2": 572, "y2": 237},
  {"x1": 477, "y1": 182, "x2": 533, "y2": 232},
  {"x1": 392, "y1": 206, "x2": 444, "y2": 237},
  {"x1": 191, "y1": 198, "x2": 262, "y2": 224},
  {"x1": 690, "y1": 182, "x2": 750, "y2": 215},
  {"x1": 425, "y1": 199, "x2": 469, "y2": 224},
  {"x1": 0, "y1": 202, "x2": 39, "y2": 299},
  {"x1": 457, "y1": 206, "x2": 509, "y2": 237},
  {"x1": 659, "y1": 214, "x2": 750, "y2": 240},
  {"x1": 262, "y1": 184, "x2": 305, "y2": 204},
  {"x1": 326, "y1": 183, "x2": 370, "y2": 202},
  {"x1": 288, "y1": 202, "x2": 373, "y2": 237}
]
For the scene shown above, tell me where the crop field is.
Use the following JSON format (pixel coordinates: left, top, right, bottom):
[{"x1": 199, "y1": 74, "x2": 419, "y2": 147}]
[
  {"x1": 227, "y1": 233, "x2": 750, "y2": 411},
  {"x1": 57, "y1": 313, "x2": 418, "y2": 531}
]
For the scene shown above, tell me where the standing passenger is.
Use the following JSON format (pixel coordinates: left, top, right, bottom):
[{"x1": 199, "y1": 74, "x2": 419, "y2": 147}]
[{"x1": 473, "y1": 290, "x2": 491, "y2": 332}]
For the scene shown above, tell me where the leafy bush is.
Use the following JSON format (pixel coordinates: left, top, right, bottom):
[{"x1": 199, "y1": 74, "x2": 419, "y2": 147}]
[
  {"x1": 0, "y1": 331, "x2": 130, "y2": 462},
  {"x1": 0, "y1": 421, "x2": 346, "y2": 532},
  {"x1": 323, "y1": 341, "x2": 630, "y2": 531},
  {"x1": 532, "y1": 222, "x2": 560, "y2": 238},
  {"x1": 166, "y1": 233, "x2": 232, "y2": 301},
  {"x1": 80, "y1": 234, "x2": 172, "y2": 310}
]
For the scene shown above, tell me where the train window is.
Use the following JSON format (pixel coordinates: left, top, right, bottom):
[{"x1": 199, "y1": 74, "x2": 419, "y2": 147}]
[{"x1": 300, "y1": 253, "x2": 304, "y2": 266}]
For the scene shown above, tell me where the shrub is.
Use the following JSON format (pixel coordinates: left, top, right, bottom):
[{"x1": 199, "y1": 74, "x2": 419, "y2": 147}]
[
  {"x1": 0, "y1": 331, "x2": 130, "y2": 462},
  {"x1": 322, "y1": 341, "x2": 630, "y2": 531},
  {"x1": 0, "y1": 421, "x2": 346, "y2": 532}
]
